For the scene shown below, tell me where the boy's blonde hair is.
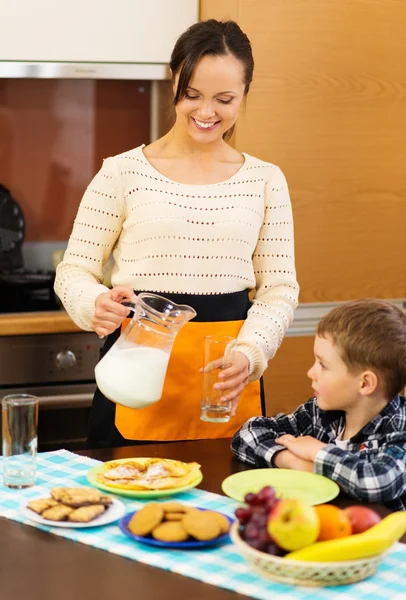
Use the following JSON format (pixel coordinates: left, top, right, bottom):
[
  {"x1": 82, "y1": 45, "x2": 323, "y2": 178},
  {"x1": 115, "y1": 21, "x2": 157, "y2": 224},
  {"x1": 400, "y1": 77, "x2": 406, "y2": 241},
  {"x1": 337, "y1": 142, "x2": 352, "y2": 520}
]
[{"x1": 317, "y1": 299, "x2": 406, "y2": 400}]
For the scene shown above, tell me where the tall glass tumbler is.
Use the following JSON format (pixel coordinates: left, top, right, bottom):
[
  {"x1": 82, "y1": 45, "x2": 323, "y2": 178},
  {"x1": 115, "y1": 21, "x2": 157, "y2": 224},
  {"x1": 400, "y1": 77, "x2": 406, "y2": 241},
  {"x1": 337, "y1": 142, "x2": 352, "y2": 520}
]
[
  {"x1": 2, "y1": 394, "x2": 38, "y2": 488},
  {"x1": 200, "y1": 335, "x2": 237, "y2": 423}
]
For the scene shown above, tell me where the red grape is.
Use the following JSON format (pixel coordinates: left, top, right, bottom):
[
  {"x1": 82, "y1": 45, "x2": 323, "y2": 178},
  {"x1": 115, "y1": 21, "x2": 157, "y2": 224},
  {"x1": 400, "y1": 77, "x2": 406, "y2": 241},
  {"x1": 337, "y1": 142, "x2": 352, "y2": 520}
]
[
  {"x1": 257, "y1": 486, "x2": 276, "y2": 504},
  {"x1": 247, "y1": 539, "x2": 265, "y2": 551},
  {"x1": 239, "y1": 485, "x2": 284, "y2": 557},
  {"x1": 250, "y1": 512, "x2": 268, "y2": 528},
  {"x1": 265, "y1": 542, "x2": 282, "y2": 556},
  {"x1": 244, "y1": 523, "x2": 260, "y2": 541},
  {"x1": 235, "y1": 507, "x2": 251, "y2": 523},
  {"x1": 244, "y1": 492, "x2": 257, "y2": 505}
]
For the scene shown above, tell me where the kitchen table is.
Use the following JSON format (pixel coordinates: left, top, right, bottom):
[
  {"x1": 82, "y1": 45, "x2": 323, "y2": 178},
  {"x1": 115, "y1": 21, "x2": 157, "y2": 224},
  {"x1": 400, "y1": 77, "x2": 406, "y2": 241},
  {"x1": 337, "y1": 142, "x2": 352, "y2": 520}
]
[{"x1": 0, "y1": 438, "x2": 404, "y2": 600}]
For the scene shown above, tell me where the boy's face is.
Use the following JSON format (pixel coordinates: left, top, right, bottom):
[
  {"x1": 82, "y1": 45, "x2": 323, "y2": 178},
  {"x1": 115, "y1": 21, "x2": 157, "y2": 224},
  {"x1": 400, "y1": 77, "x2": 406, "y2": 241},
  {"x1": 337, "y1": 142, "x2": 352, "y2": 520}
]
[{"x1": 307, "y1": 334, "x2": 362, "y2": 411}]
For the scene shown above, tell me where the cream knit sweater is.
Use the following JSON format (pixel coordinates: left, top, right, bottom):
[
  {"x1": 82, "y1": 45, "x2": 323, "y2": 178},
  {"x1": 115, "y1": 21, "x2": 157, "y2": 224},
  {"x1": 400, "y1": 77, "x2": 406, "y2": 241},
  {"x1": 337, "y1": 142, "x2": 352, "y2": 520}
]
[{"x1": 55, "y1": 145, "x2": 299, "y2": 379}]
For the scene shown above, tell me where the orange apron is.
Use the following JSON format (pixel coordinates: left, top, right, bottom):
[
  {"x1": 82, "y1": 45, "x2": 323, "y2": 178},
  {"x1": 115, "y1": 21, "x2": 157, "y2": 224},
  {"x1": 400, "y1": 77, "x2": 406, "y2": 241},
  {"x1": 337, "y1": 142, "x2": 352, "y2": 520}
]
[{"x1": 115, "y1": 318, "x2": 261, "y2": 441}]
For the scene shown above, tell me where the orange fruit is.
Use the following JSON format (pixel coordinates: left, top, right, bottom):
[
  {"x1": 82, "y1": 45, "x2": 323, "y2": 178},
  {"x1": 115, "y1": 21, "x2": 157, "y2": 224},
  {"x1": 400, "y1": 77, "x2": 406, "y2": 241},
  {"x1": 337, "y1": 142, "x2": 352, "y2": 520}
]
[{"x1": 314, "y1": 504, "x2": 352, "y2": 541}]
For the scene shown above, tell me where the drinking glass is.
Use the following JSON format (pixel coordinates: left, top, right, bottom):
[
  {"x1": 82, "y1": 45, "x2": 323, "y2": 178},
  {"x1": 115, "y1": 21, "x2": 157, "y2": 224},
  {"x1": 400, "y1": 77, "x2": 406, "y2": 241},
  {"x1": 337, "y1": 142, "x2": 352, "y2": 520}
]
[
  {"x1": 2, "y1": 394, "x2": 38, "y2": 488},
  {"x1": 200, "y1": 335, "x2": 237, "y2": 423}
]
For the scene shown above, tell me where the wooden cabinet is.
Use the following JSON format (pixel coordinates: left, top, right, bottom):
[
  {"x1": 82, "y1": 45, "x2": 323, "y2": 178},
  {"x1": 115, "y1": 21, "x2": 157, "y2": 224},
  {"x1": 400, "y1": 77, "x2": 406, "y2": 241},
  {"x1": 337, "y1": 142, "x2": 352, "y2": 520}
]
[
  {"x1": 263, "y1": 336, "x2": 314, "y2": 416},
  {"x1": 200, "y1": 0, "x2": 406, "y2": 303}
]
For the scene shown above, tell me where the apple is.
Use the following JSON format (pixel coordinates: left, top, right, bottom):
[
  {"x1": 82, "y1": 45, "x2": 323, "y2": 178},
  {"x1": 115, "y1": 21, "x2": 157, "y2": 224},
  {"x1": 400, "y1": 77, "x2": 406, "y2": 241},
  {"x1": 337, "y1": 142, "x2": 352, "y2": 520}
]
[
  {"x1": 343, "y1": 505, "x2": 381, "y2": 534},
  {"x1": 267, "y1": 498, "x2": 320, "y2": 551}
]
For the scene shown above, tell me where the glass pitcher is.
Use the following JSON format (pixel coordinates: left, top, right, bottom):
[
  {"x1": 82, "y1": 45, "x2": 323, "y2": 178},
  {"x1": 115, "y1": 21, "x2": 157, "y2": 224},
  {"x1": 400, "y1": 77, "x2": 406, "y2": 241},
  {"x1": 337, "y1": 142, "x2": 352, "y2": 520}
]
[{"x1": 94, "y1": 293, "x2": 196, "y2": 409}]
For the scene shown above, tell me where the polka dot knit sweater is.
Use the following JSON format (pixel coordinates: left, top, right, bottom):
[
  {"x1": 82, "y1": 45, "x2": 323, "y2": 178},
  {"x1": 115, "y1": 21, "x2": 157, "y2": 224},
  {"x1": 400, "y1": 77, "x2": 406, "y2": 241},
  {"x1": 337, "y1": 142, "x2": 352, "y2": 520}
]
[{"x1": 55, "y1": 145, "x2": 299, "y2": 380}]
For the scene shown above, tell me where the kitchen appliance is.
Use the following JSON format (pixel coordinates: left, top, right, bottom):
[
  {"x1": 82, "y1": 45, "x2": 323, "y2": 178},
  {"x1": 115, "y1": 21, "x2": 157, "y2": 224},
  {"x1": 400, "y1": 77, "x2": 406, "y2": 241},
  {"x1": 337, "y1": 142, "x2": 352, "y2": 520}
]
[
  {"x1": 0, "y1": 331, "x2": 104, "y2": 451},
  {"x1": 0, "y1": 184, "x2": 59, "y2": 313}
]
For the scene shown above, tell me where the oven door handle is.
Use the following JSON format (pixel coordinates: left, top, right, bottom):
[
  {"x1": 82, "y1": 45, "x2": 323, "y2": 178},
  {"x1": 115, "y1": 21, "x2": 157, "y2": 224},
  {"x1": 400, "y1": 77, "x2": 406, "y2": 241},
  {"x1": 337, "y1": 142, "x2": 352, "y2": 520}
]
[{"x1": 38, "y1": 393, "x2": 94, "y2": 409}]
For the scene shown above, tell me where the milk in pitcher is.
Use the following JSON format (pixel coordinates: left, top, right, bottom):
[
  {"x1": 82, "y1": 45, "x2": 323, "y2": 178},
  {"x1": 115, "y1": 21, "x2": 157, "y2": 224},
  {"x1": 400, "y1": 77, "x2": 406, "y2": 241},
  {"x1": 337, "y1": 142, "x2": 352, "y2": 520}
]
[{"x1": 95, "y1": 346, "x2": 170, "y2": 408}]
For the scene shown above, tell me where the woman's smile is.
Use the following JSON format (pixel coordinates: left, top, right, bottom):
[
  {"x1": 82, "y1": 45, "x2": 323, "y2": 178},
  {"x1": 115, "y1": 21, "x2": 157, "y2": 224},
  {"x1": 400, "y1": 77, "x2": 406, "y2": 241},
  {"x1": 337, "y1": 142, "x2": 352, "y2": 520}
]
[{"x1": 191, "y1": 117, "x2": 221, "y2": 131}]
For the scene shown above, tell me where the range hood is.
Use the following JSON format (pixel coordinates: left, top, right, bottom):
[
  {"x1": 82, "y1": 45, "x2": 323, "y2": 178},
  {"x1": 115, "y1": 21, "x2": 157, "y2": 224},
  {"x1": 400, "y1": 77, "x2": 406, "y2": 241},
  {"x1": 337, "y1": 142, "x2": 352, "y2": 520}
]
[{"x1": 0, "y1": 0, "x2": 198, "y2": 80}]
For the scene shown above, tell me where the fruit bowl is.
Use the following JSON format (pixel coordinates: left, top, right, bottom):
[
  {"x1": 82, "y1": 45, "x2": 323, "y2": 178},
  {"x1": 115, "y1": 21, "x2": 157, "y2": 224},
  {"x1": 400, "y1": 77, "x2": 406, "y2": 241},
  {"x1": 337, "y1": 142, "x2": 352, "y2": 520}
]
[{"x1": 229, "y1": 522, "x2": 384, "y2": 587}]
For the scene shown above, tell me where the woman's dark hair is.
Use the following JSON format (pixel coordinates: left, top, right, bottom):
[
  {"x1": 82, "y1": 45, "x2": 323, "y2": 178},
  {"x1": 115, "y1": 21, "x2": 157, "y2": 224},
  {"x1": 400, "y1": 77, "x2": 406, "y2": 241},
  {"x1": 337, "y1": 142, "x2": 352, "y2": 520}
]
[{"x1": 170, "y1": 19, "x2": 254, "y2": 140}]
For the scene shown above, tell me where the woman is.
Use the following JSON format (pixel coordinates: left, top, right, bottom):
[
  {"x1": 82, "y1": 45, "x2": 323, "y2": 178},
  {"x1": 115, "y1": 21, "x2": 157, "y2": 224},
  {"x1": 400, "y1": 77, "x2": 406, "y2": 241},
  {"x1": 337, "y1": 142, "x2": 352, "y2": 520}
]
[{"x1": 55, "y1": 19, "x2": 300, "y2": 448}]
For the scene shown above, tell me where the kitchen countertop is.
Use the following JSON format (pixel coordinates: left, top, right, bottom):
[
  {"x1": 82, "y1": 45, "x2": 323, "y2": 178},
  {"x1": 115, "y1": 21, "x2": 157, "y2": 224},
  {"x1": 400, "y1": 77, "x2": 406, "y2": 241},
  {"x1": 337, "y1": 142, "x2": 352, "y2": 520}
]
[{"x1": 0, "y1": 310, "x2": 83, "y2": 336}]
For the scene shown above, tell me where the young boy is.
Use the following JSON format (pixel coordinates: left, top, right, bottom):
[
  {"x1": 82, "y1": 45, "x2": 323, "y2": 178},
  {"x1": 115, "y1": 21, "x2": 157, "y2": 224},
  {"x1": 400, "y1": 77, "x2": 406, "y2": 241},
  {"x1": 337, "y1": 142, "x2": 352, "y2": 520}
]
[{"x1": 231, "y1": 299, "x2": 406, "y2": 510}]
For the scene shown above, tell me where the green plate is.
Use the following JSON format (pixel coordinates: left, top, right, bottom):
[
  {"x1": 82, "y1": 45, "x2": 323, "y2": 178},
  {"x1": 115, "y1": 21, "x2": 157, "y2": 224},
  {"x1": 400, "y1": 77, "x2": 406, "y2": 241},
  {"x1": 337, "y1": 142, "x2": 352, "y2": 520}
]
[
  {"x1": 87, "y1": 458, "x2": 203, "y2": 499},
  {"x1": 221, "y1": 469, "x2": 340, "y2": 505}
]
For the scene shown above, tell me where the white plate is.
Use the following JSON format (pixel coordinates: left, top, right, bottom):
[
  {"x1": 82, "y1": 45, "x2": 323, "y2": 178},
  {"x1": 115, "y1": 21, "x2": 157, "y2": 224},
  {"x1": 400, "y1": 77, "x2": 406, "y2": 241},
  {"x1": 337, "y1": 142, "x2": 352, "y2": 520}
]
[{"x1": 20, "y1": 496, "x2": 126, "y2": 528}]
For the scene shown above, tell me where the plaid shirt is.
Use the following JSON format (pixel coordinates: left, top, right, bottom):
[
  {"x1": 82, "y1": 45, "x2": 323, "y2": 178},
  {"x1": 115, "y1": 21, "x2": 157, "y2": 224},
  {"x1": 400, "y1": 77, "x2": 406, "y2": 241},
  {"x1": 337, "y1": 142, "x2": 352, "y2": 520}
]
[{"x1": 231, "y1": 395, "x2": 406, "y2": 511}]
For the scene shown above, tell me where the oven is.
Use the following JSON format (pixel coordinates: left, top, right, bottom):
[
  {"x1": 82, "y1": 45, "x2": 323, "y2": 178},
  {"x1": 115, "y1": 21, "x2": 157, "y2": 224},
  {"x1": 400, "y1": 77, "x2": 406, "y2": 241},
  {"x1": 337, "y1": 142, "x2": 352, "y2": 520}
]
[{"x1": 0, "y1": 332, "x2": 104, "y2": 451}]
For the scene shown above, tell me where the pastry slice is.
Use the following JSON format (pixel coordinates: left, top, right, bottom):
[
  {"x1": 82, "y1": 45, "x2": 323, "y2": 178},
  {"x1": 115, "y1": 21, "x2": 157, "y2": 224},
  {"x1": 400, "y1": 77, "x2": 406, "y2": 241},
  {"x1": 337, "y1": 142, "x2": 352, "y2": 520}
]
[
  {"x1": 50, "y1": 487, "x2": 112, "y2": 507},
  {"x1": 27, "y1": 498, "x2": 58, "y2": 515},
  {"x1": 42, "y1": 504, "x2": 74, "y2": 522},
  {"x1": 68, "y1": 505, "x2": 106, "y2": 523}
]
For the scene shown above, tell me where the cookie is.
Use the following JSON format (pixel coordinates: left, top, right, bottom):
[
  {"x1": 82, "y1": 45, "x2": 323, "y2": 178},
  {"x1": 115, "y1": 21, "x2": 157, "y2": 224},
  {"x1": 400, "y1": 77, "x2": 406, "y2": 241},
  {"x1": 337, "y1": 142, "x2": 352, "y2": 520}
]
[
  {"x1": 152, "y1": 521, "x2": 188, "y2": 542},
  {"x1": 50, "y1": 487, "x2": 112, "y2": 507},
  {"x1": 164, "y1": 512, "x2": 184, "y2": 521},
  {"x1": 204, "y1": 511, "x2": 230, "y2": 534},
  {"x1": 182, "y1": 510, "x2": 221, "y2": 541},
  {"x1": 160, "y1": 502, "x2": 190, "y2": 514},
  {"x1": 27, "y1": 498, "x2": 58, "y2": 515},
  {"x1": 68, "y1": 505, "x2": 106, "y2": 523},
  {"x1": 42, "y1": 504, "x2": 74, "y2": 522},
  {"x1": 128, "y1": 503, "x2": 164, "y2": 536}
]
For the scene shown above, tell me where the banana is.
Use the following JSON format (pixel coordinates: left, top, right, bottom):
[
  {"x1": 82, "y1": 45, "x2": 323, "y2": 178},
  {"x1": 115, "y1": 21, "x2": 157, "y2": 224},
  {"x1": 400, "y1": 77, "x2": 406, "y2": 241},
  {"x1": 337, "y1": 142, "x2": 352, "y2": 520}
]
[{"x1": 285, "y1": 511, "x2": 406, "y2": 562}]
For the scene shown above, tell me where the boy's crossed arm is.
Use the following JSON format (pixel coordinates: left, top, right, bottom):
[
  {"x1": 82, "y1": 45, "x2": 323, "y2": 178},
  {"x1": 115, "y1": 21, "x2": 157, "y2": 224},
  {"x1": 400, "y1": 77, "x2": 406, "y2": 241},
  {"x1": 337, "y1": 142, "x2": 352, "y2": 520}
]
[
  {"x1": 230, "y1": 400, "x2": 324, "y2": 471},
  {"x1": 274, "y1": 434, "x2": 326, "y2": 472}
]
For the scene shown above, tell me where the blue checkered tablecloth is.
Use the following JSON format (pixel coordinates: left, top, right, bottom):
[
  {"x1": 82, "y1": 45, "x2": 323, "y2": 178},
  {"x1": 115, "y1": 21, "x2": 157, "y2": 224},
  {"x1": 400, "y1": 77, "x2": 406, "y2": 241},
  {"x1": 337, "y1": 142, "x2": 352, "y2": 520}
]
[{"x1": 0, "y1": 450, "x2": 405, "y2": 600}]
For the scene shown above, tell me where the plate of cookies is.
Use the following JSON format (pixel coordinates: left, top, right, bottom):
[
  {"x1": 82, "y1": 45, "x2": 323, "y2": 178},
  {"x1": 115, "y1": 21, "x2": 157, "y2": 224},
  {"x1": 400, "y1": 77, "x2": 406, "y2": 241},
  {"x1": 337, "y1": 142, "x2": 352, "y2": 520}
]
[
  {"x1": 118, "y1": 501, "x2": 234, "y2": 549},
  {"x1": 87, "y1": 457, "x2": 203, "y2": 498},
  {"x1": 21, "y1": 486, "x2": 126, "y2": 528}
]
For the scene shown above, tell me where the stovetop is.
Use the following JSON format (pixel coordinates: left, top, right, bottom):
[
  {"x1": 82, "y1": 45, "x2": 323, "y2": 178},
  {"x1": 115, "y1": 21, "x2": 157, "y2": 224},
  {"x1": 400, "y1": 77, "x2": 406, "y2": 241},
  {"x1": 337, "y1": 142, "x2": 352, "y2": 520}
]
[
  {"x1": 0, "y1": 268, "x2": 55, "y2": 285},
  {"x1": 0, "y1": 268, "x2": 60, "y2": 313}
]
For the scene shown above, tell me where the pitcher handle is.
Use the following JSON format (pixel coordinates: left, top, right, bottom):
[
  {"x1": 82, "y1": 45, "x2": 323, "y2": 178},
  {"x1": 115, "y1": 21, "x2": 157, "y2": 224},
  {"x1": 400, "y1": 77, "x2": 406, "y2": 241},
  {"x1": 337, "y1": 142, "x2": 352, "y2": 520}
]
[{"x1": 121, "y1": 300, "x2": 137, "y2": 315}]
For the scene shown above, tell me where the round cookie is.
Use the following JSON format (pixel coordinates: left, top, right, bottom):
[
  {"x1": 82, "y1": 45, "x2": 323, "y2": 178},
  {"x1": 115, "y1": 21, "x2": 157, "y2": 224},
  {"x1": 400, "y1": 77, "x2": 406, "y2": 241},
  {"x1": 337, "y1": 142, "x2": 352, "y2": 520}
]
[
  {"x1": 164, "y1": 512, "x2": 184, "y2": 521},
  {"x1": 160, "y1": 502, "x2": 190, "y2": 513},
  {"x1": 182, "y1": 510, "x2": 221, "y2": 541},
  {"x1": 152, "y1": 521, "x2": 188, "y2": 542},
  {"x1": 128, "y1": 503, "x2": 164, "y2": 536},
  {"x1": 204, "y1": 511, "x2": 230, "y2": 534}
]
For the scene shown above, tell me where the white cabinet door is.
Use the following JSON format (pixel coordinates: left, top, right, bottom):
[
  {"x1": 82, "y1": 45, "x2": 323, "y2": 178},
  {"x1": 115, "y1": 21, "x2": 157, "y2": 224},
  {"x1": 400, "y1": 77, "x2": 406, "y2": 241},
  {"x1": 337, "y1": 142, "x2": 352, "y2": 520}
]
[{"x1": 0, "y1": 0, "x2": 198, "y2": 63}]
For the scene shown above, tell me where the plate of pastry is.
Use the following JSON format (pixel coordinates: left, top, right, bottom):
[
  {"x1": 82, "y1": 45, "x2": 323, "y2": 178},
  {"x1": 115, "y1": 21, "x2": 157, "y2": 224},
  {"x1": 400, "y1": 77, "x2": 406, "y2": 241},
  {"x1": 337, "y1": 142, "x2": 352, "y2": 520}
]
[
  {"x1": 118, "y1": 501, "x2": 234, "y2": 549},
  {"x1": 21, "y1": 486, "x2": 126, "y2": 528},
  {"x1": 87, "y1": 457, "x2": 203, "y2": 498}
]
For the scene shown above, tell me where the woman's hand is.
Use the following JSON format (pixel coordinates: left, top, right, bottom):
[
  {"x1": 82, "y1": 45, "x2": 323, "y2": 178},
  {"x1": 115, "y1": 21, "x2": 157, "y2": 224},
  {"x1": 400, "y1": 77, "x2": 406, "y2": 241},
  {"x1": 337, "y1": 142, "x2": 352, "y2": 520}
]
[
  {"x1": 207, "y1": 351, "x2": 250, "y2": 417},
  {"x1": 92, "y1": 286, "x2": 137, "y2": 338}
]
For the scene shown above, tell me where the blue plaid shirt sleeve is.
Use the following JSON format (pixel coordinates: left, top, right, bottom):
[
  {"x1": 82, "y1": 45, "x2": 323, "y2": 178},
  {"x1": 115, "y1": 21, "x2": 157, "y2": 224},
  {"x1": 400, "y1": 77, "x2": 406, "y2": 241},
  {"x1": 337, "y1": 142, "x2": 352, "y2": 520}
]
[
  {"x1": 314, "y1": 432, "x2": 406, "y2": 504},
  {"x1": 231, "y1": 401, "x2": 317, "y2": 467}
]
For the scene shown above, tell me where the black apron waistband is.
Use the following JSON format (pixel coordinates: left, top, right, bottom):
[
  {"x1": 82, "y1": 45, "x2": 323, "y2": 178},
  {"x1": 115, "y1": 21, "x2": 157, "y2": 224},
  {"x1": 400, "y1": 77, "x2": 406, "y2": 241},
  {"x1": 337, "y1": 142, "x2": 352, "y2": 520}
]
[
  {"x1": 100, "y1": 290, "x2": 252, "y2": 357},
  {"x1": 133, "y1": 290, "x2": 251, "y2": 323}
]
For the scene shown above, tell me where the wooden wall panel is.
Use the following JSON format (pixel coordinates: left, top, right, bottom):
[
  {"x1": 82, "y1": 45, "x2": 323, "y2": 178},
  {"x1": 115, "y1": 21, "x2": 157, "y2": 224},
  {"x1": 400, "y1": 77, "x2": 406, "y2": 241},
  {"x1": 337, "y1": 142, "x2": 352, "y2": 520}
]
[
  {"x1": 263, "y1": 336, "x2": 315, "y2": 416},
  {"x1": 200, "y1": 0, "x2": 406, "y2": 302}
]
